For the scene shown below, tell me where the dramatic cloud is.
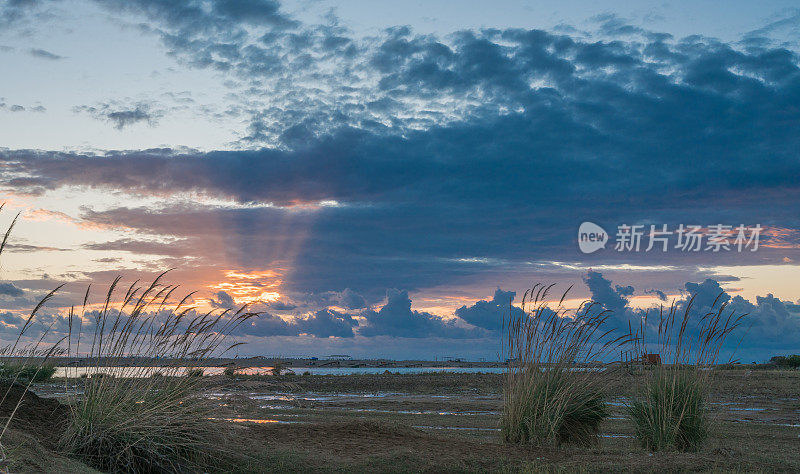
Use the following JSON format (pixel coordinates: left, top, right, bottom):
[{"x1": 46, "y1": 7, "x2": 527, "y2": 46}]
[
  {"x1": 1, "y1": 1, "x2": 800, "y2": 358},
  {"x1": 583, "y1": 270, "x2": 631, "y2": 316},
  {"x1": 455, "y1": 289, "x2": 524, "y2": 332},
  {"x1": 585, "y1": 271, "x2": 800, "y2": 359},
  {"x1": 1, "y1": 13, "x2": 799, "y2": 299},
  {"x1": 295, "y1": 308, "x2": 357, "y2": 338},
  {"x1": 359, "y1": 289, "x2": 483, "y2": 338},
  {"x1": 233, "y1": 311, "x2": 298, "y2": 337}
]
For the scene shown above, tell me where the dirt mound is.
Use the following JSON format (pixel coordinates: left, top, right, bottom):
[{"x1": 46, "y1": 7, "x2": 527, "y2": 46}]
[{"x1": 0, "y1": 382, "x2": 68, "y2": 450}]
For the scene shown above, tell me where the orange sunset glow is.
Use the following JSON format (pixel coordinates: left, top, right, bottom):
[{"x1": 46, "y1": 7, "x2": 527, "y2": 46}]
[{"x1": 208, "y1": 269, "x2": 285, "y2": 306}]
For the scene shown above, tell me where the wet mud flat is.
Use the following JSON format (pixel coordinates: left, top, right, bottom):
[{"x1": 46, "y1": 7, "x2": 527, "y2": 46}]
[
  {"x1": 27, "y1": 369, "x2": 800, "y2": 472},
  {"x1": 201, "y1": 369, "x2": 800, "y2": 472}
]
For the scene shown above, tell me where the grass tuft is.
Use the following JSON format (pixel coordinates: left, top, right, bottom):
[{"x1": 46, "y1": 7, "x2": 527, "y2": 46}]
[
  {"x1": 501, "y1": 284, "x2": 628, "y2": 446},
  {"x1": 629, "y1": 368, "x2": 708, "y2": 451},
  {"x1": 626, "y1": 295, "x2": 745, "y2": 452},
  {"x1": 57, "y1": 272, "x2": 259, "y2": 473}
]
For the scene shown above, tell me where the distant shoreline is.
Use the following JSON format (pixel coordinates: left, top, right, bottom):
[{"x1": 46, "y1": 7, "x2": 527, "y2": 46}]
[{"x1": 5, "y1": 356, "x2": 507, "y2": 369}]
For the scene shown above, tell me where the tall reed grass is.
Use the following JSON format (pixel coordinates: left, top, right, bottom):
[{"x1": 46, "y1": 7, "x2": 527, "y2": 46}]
[
  {"x1": 59, "y1": 272, "x2": 259, "y2": 472},
  {"x1": 0, "y1": 203, "x2": 260, "y2": 472},
  {"x1": 626, "y1": 295, "x2": 746, "y2": 451},
  {"x1": 0, "y1": 206, "x2": 67, "y2": 472},
  {"x1": 501, "y1": 284, "x2": 629, "y2": 446}
]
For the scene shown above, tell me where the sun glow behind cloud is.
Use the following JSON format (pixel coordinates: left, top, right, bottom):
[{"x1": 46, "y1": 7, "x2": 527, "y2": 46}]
[{"x1": 208, "y1": 269, "x2": 284, "y2": 305}]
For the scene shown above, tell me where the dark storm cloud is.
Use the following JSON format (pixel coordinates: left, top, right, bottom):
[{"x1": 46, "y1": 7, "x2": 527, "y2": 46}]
[
  {"x1": 5, "y1": 24, "x2": 800, "y2": 213},
  {"x1": 265, "y1": 300, "x2": 296, "y2": 311},
  {"x1": 1, "y1": 20, "x2": 798, "y2": 293},
  {"x1": 339, "y1": 288, "x2": 367, "y2": 310},
  {"x1": 229, "y1": 311, "x2": 297, "y2": 337}
]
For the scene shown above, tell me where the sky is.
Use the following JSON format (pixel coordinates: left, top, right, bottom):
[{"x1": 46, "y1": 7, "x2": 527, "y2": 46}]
[{"x1": 1, "y1": 0, "x2": 800, "y2": 361}]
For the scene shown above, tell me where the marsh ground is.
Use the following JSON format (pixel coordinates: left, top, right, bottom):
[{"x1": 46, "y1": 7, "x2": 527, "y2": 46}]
[{"x1": 7, "y1": 369, "x2": 800, "y2": 472}]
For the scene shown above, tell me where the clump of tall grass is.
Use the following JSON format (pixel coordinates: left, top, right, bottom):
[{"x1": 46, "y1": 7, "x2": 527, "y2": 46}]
[
  {"x1": 626, "y1": 295, "x2": 746, "y2": 452},
  {"x1": 59, "y1": 273, "x2": 259, "y2": 473},
  {"x1": 501, "y1": 284, "x2": 629, "y2": 446}
]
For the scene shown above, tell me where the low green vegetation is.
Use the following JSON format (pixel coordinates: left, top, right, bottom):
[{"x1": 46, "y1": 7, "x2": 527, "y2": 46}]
[
  {"x1": 769, "y1": 354, "x2": 800, "y2": 369},
  {"x1": 0, "y1": 363, "x2": 56, "y2": 382},
  {"x1": 629, "y1": 368, "x2": 708, "y2": 451}
]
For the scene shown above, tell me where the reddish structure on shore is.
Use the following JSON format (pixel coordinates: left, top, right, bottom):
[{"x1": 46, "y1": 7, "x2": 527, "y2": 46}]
[{"x1": 642, "y1": 353, "x2": 662, "y2": 365}]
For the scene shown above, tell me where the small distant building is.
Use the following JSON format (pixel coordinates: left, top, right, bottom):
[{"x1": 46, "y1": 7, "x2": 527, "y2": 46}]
[
  {"x1": 326, "y1": 354, "x2": 352, "y2": 361},
  {"x1": 642, "y1": 354, "x2": 662, "y2": 365}
]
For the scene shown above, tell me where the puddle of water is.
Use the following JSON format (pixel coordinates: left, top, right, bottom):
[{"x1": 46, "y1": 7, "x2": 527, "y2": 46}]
[
  {"x1": 291, "y1": 367, "x2": 508, "y2": 375},
  {"x1": 732, "y1": 419, "x2": 800, "y2": 427},
  {"x1": 214, "y1": 417, "x2": 299, "y2": 424},
  {"x1": 346, "y1": 408, "x2": 499, "y2": 416},
  {"x1": 248, "y1": 391, "x2": 403, "y2": 401},
  {"x1": 247, "y1": 394, "x2": 298, "y2": 401},
  {"x1": 413, "y1": 425, "x2": 500, "y2": 431}
]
